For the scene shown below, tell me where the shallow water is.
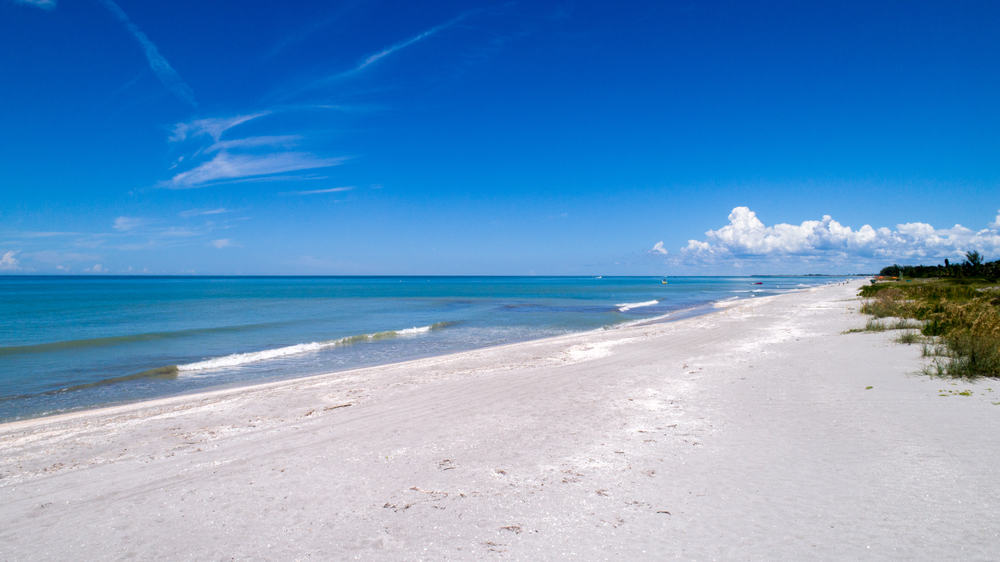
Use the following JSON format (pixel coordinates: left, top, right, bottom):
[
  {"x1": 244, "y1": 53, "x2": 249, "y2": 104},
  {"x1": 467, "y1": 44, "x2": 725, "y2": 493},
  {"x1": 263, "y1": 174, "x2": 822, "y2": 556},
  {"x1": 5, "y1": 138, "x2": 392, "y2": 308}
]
[{"x1": 0, "y1": 275, "x2": 843, "y2": 421}]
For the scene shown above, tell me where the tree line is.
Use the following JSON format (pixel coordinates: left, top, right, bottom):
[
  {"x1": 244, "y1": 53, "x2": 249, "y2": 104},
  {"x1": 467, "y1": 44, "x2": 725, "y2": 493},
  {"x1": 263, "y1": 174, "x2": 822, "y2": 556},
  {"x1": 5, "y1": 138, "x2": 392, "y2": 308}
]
[{"x1": 878, "y1": 251, "x2": 1000, "y2": 280}]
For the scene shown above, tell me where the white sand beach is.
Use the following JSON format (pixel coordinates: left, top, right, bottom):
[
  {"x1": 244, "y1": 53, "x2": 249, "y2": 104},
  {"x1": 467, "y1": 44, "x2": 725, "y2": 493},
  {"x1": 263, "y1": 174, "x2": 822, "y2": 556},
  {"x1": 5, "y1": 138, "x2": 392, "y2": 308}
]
[{"x1": 1, "y1": 280, "x2": 998, "y2": 560}]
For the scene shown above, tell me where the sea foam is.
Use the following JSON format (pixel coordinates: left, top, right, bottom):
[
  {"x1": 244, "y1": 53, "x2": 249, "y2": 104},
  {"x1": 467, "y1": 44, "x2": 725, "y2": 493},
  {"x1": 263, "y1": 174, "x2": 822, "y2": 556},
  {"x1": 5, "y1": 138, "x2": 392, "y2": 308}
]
[
  {"x1": 616, "y1": 300, "x2": 659, "y2": 312},
  {"x1": 177, "y1": 323, "x2": 446, "y2": 373}
]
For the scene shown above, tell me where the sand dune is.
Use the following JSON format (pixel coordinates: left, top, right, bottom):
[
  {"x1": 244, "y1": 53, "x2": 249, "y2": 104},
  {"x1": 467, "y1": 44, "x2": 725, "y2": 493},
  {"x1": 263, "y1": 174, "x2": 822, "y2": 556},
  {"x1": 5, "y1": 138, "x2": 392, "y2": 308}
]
[{"x1": 2, "y1": 280, "x2": 998, "y2": 559}]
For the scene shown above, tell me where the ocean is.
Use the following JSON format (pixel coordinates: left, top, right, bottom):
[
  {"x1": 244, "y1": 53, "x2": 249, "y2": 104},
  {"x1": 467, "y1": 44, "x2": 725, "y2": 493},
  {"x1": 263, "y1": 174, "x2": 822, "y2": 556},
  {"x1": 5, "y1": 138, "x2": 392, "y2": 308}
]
[{"x1": 0, "y1": 275, "x2": 842, "y2": 422}]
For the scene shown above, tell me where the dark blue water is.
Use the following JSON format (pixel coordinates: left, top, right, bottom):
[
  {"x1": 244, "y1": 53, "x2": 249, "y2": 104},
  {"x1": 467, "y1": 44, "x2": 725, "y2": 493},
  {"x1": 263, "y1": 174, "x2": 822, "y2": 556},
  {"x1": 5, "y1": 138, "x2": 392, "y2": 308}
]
[{"x1": 0, "y1": 275, "x2": 841, "y2": 421}]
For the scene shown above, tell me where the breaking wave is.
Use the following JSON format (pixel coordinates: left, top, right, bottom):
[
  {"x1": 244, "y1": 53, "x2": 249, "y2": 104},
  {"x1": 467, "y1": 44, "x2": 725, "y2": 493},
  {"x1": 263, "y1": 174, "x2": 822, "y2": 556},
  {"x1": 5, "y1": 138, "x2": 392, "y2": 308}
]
[
  {"x1": 0, "y1": 323, "x2": 454, "y2": 402},
  {"x1": 616, "y1": 300, "x2": 659, "y2": 312},
  {"x1": 177, "y1": 322, "x2": 452, "y2": 372}
]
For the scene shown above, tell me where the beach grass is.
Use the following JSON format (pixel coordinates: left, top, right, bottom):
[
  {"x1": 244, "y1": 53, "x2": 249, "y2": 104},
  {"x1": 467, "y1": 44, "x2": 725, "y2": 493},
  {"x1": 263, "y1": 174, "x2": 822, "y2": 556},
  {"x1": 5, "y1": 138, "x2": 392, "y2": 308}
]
[
  {"x1": 843, "y1": 317, "x2": 923, "y2": 334},
  {"x1": 859, "y1": 278, "x2": 1000, "y2": 378}
]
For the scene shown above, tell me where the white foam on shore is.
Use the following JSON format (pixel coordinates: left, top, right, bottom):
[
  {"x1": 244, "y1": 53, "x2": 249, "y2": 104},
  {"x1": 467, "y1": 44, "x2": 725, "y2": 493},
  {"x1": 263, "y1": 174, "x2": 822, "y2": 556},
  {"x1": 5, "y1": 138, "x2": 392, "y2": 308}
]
[
  {"x1": 177, "y1": 324, "x2": 441, "y2": 373},
  {"x1": 616, "y1": 300, "x2": 659, "y2": 312},
  {"x1": 713, "y1": 296, "x2": 741, "y2": 308},
  {"x1": 556, "y1": 337, "x2": 638, "y2": 364}
]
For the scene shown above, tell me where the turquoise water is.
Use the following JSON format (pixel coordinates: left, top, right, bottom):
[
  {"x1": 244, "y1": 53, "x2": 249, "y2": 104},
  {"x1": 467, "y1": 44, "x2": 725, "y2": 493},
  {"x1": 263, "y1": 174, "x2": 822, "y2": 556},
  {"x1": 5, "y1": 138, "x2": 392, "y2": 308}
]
[{"x1": 0, "y1": 276, "x2": 841, "y2": 422}]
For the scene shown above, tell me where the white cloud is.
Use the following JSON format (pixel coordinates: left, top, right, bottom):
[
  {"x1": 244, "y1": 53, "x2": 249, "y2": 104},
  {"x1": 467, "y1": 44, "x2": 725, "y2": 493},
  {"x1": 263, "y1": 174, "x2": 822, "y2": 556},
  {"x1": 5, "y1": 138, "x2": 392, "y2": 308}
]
[
  {"x1": 992, "y1": 209, "x2": 1000, "y2": 229},
  {"x1": 96, "y1": 0, "x2": 196, "y2": 107},
  {"x1": 211, "y1": 238, "x2": 234, "y2": 249},
  {"x1": 358, "y1": 14, "x2": 467, "y2": 71},
  {"x1": 163, "y1": 152, "x2": 346, "y2": 189},
  {"x1": 649, "y1": 241, "x2": 668, "y2": 255},
  {"x1": 13, "y1": 0, "x2": 55, "y2": 10},
  {"x1": 684, "y1": 239, "x2": 711, "y2": 254},
  {"x1": 169, "y1": 113, "x2": 268, "y2": 143},
  {"x1": 87, "y1": 263, "x2": 106, "y2": 273},
  {"x1": 23, "y1": 250, "x2": 100, "y2": 264},
  {"x1": 0, "y1": 250, "x2": 21, "y2": 271},
  {"x1": 206, "y1": 135, "x2": 301, "y2": 153},
  {"x1": 306, "y1": 12, "x2": 471, "y2": 88},
  {"x1": 160, "y1": 227, "x2": 200, "y2": 237},
  {"x1": 288, "y1": 186, "x2": 355, "y2": 195},
  {"x1": 179, "y1": 207, "x2": 230, "y2": 218},
  {"x1": 1, "y1": 230, "x2": 79, "y2": 239},
  {"x1": 162, "y1": 109, "x2": 350, "y2": 194},
  {"x1": 113, "y1": 216, "x2": 146, "y2": 232},
  {"x1": 681, "y1": 207, "x2": 1000, "y2": 264}
]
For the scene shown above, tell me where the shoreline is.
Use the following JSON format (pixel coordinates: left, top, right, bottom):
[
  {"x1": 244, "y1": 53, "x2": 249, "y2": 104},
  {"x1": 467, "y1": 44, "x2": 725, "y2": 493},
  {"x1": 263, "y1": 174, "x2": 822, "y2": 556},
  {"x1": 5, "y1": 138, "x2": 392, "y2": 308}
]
[
  {"x1": 0, "y1": 285, "x2": 800, "y2": 429},
  {"x1": 3, "y1": 279, "x2": 998, "y2": 559}
]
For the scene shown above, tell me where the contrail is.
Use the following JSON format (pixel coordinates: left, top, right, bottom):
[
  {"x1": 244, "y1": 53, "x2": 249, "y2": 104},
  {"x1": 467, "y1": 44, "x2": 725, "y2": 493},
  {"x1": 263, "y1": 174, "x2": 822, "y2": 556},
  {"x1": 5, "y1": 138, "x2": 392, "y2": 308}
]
[
  {"x1": 356, "y1": 13, "x2": 467, "y2": 71},
  {"x1": 96, "y1": 0, "x2": 196, "y2": 107}
]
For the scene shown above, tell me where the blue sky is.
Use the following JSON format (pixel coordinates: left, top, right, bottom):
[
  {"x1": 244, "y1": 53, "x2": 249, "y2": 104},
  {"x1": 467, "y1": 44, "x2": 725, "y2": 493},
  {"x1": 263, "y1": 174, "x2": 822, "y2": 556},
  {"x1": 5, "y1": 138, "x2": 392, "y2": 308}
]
[{"x1": 1, "y1": 0, "x2": 998, "y2": 275}]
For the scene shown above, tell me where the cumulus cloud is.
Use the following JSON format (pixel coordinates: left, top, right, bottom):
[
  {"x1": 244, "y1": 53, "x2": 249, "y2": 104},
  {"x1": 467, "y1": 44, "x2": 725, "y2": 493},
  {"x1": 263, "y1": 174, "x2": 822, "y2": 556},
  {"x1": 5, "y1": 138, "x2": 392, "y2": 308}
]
[
  {"x1": 649, "y1": 241, "x2": 668, "y2": 255},
  {"x1": 0, "y1": 250, "x2": 21, "y2": 271},
  {"x1": 682, "y1": 207, "x2": 1000, "y2": 263}
]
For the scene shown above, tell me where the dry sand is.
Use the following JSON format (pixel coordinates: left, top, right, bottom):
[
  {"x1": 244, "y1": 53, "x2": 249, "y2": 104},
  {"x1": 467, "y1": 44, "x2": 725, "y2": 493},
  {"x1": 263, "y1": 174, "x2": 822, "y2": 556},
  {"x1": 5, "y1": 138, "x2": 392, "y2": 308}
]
[{"x1": 1, "y1": 280, "x2": 998, "y2": 560}]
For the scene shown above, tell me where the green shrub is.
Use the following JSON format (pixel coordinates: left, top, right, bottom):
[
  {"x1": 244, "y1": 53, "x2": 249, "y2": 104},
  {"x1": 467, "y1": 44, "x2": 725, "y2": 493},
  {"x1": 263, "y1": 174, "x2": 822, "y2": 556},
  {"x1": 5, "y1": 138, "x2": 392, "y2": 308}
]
[{"x1": 858, "y1": 278, "x2": 1000, "y2": 378}]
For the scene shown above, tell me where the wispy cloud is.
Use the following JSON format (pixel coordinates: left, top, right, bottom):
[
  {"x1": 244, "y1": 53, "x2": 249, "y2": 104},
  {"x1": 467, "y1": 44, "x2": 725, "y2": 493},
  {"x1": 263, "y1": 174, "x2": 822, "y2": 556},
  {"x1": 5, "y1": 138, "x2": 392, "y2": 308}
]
[
  {"x1": 4, "y1": 230, "x2": 80, "y2": 239},
  {"x1": 287, "y1": 186, "x2": 355, "y2": 195},
  {"x1": 161, "y1": 110, "x2": 349, "y2": 190},
  {"x1": 159, "y1": 227, "x2": 201, "y2": 237},
  {"x1": 264, "y1": 1, "x2": 362, "y2": 60},
  {"x1": 6, "y1": 211, "x2": 250, "y2": 271},
  {"x1": 183, "y1": 174, "x2": 330, "y2": 187},
  {"x1": 113, "y1": 216, "x2": 147, "y2": 232},
  {"x1": 211, "y1": 238, "x2": 235, "y2": 249},
  {"x1": 106, "y1": 217, "x2": 241, "y2": 252},
  {"x1": 96, "y1": 0, "x2": 196, "y2": 107},
  {"x1": 358, "y1": 14, "x2": 467, "y2": 71},
  {"x1": 205, "y1": 135, "x2": 301, "y2": 153},
  {"x1": 649, "y1": 241, "x2": 668, "y2": 255},
  {"x1": 163, "y1": 152, "x2": 347, "y2": 189},
  {"x1": 23, "y1": 249, "x2": 101, "y2": 267},
  {"x1": 179, "y1": 208, "x2": 231, "y2": 218},
  {"x1": 12, "y1": 0, "x2": 55, "y2": 10},
  {"x1": 170, "y1": 113, "x2": 268, "y2": 143},
  {"x1": 0, "y1": 250, "x2": 21, "y2": 271},
  {"x1": 297, "y1": 12, "x2": 472, "y2": 94}
]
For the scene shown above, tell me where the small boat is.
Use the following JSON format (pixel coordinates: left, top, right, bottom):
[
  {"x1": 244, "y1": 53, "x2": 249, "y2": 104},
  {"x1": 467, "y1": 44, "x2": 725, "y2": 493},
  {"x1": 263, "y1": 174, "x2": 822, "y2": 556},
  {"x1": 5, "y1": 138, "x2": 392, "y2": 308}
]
[
  {"x1": 660, "y1": 279, "x2": 668, "y2": 285},
  {"x1": 752, "y1": 282, "x2": 763, "y2": 285}
]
